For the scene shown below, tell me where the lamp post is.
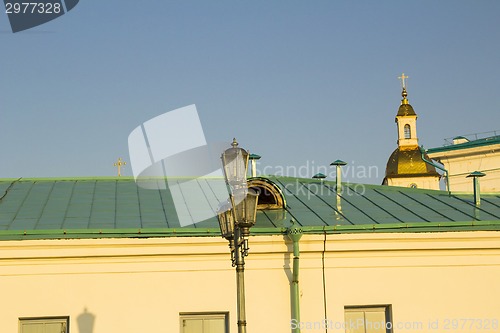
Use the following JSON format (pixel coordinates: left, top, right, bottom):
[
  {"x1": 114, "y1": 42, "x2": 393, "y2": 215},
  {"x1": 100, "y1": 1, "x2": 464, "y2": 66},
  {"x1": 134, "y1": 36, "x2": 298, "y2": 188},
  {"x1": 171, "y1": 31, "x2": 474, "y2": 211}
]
[{"x1": 217, "y1": 139, "x2": 259, "y2": 333}]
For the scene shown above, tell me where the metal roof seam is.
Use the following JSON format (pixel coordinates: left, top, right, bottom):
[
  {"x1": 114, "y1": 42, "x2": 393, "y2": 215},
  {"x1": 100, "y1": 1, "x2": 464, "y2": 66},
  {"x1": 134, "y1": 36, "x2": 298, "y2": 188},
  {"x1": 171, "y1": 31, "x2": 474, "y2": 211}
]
[
  {"x1": 260, "y1": 210, "x2": 276, "y2": 227},
  {"x1": 62, "y1": 180, "x2": 77, "y2": 229},
  {"x1": 175, "y1": 179, "x2": 196, "y2": 227},
  {"x1": 293, "y1": 181, "x2": 329, "y2": 226},
  {"x1": 314, "y1": 182, "x2": 353, "y2": 224},
  {"x1": 33, "y1": 180, "x2": 56, "y2": 230},
  {"x1": 270, "y1": 178, "x2": 303, "y2": 226},
  {"x1": 482, "y1": 198, "x2": 500, "y2": 209},
  {"x1": 399, "y1": 191, "x2": 452, "y2": 222},
  {"x1": 273, "y1": 178, "x2": 319, "y2": 227},
  {"x1": 300, "y1": 181, "x2": 352, "y2": 224},
  {"x1": 156, "y1": 185, "x2": 170, "y2": 228},
  {"x1": 135, "y1": 180, "x2": 144, "y2": 229},
  {"x1": 372, "y1": 188, "x2": 429, "y2": 222},
  {"x1": 86, "y1": 180, "x2": 98, "y2": 230},
  {"x1": 345, "y1": 184, "x2": 404, "y2": 223},
  {"x1": 0, "y1": 177, "x2": 21, "y2": 202},
  {"x1": 323, "y1": 184, "x2": 379, "y2": 224},
  {"x1": 196, "y1": 177, "x2": 220, "y2": 225},
  {"x1": 449, "y1": 195, "x2": 500, "y2": 220},
  {"x1": 113, "y1": 180, "x2": 118, "y2": 229},
  {"x1": 426, "y1": 194, "x2": 479, "y2": 221},
  {"x1": 9, "y1": 180, "x2": 35, "y2": 230}
]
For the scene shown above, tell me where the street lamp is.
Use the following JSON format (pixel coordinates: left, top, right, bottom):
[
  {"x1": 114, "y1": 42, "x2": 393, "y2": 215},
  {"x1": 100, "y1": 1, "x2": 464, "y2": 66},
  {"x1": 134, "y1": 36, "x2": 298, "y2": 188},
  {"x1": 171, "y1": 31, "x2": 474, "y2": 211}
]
[{"x1": 217, "y1": 138, "x2": 259, "y2": 333}]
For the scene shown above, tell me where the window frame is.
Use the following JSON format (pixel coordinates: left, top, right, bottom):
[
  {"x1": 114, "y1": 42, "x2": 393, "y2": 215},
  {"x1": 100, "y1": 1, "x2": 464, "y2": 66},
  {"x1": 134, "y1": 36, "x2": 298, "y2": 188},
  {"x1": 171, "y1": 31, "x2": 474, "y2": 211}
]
[
  {"x1": 344, "y1": 305, "x2": 393, "y2": 333},
  {"x1": 19, "y1": 316, "x2": 70, "y2": 333},
  {"x1": 404, "y1": 124, "x2": 411, "y2": 139},
  {"x1": 179, "y1": 312, "x2": 229, "y2": 333}
]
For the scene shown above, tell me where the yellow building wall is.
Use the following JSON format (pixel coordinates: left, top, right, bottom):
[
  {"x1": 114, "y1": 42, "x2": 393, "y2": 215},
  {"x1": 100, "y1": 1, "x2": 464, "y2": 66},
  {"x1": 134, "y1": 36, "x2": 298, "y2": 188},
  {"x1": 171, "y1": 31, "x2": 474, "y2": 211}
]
[
  {"x1": 428, "y1": 144, "x2": 500, "y2": 193},
  {"x1": 1, "y1": 232, "x2": 500, "y2": 333}
]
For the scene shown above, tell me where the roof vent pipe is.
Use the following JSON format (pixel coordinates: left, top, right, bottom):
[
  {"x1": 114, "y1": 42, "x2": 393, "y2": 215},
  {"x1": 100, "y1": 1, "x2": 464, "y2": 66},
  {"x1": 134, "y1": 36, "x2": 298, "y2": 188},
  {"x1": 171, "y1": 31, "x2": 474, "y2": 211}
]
[
  {"x1": 467, "y1": 171, "x2": 486, "y2": 206},
  {"x1": 312, "y1": 173, "x2": 326, "y2": 185},
  {"x1": 248, "y1": 154, "x2": 261, "y2": 178},
  {"x1": 330, "y1": 160, "x2": 347, "y2": 193}
]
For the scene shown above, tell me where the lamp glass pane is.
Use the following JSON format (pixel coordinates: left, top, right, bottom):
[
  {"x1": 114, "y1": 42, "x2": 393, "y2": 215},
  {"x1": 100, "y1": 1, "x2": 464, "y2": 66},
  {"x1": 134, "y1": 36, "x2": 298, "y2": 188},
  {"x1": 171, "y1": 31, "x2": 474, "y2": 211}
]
[
  {"x1": 222, "y1": 147, "x2": 249, "y2": 186},
  {"x1": 224, "y1": 210, "x2": 234, "y2": 237},
  {"x1": 244, "y1": 189, "x2": 258, "y2": 224},
  {"x1": 233, "y1": 189, "x2": 258, "y2": 226},
  {"x1": 217, "y1": 201, "x2": 234, "y2": 238}
]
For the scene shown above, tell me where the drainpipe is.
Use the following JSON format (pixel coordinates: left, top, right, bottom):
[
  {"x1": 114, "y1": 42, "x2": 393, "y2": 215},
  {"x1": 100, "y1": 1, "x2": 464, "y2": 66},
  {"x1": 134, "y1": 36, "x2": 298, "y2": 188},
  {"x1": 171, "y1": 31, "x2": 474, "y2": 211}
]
[
  {"x1": 419, "y1": 146, "x2": 450, "y2": 194},
  {"x1": 287, "y1": 219, "x2": 303, "y2": 333},
  {"x1": 467, "y1": 171, "x2": 486, "y2": 206}
]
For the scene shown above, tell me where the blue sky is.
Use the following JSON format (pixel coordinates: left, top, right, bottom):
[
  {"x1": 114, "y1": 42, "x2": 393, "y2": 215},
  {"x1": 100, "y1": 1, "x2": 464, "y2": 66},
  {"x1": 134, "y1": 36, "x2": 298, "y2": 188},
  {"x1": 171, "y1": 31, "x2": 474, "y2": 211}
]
[{"x1": 1, "y1": 1, "x2": 499, "y2": 183}]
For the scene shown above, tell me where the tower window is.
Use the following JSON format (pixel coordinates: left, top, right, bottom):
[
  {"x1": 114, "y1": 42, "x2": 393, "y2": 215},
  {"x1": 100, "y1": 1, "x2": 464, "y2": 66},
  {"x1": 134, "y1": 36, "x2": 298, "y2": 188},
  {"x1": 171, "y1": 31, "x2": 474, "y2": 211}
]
[{"x1": 404, "y1": 124, "x2": 411, "y2": 139}]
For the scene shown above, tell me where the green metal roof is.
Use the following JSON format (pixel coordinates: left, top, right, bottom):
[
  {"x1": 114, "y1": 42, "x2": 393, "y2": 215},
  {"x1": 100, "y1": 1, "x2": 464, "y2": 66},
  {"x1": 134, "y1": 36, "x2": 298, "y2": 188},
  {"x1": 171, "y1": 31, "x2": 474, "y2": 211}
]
[
  {"x1": 0, "y1": 176, "x2": 499, "y2": 240},
  {"x1": 427, "y1": 135, "x2": 500, "y2": 154}
]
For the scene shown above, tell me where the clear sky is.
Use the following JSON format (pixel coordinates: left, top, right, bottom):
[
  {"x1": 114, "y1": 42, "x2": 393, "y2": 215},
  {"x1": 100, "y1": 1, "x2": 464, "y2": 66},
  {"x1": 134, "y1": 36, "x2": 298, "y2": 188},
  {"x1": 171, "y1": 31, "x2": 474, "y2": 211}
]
[{"x1": 1, "y1": 0, "x2": 499, "y2": 184}]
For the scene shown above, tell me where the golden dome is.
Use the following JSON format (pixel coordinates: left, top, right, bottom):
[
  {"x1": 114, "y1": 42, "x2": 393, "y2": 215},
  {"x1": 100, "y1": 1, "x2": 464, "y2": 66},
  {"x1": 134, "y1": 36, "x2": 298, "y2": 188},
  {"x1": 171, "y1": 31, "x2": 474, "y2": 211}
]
[
  {"x1": 385, "y1": 146, "x2": 440, "y2": 178},
  {"x1": 396, "y1": 88, "x2": 417, "y2": 117},
  {"x1": 397, "y1": 104, "x2": 416, "y2": 117}
]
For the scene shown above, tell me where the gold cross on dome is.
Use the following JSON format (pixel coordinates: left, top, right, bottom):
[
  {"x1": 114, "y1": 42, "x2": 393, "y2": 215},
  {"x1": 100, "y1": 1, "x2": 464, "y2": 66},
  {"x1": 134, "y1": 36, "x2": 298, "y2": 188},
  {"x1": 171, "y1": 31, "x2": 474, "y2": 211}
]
[
  {"x1": 398, "y1": 73, "x2": 409, "y2": 89},
  {"x1": 114, "y1": 158, "x2": 127, "y2": 177}
]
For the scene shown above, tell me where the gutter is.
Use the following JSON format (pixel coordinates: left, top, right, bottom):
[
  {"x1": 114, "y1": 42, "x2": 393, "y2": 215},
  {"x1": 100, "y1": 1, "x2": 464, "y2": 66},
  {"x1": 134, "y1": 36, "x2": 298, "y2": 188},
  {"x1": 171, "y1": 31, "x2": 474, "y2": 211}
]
[
  {"x1": 419, "y1": 145, "x2": 451, "y2": 194},
  {"x1": 287, "y1": 220, "x2": 303, "y2": 333},
  {"x1": 2, "y1": 220, "x2": 500, "y2": 241}
]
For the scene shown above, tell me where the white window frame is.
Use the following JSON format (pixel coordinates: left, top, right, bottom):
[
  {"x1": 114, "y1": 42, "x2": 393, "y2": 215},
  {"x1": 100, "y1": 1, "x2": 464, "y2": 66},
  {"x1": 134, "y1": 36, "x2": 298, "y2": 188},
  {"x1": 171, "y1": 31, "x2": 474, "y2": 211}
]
[
  {"x1": 19, "y1": 317, "x2": 69, "y2": 333},
  {"x1": 179, "y1": 312, "x2": 229, "y2": 333},
  {"x1": 344, "y1": 305, "x2": 392, "y2": 333}
]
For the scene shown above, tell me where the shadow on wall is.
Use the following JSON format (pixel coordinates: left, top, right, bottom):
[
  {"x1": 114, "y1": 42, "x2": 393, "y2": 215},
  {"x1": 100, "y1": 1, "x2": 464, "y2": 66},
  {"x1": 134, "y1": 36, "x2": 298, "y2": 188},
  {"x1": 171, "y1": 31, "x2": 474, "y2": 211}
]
[{"x1": 77, "y1": 308, "x2": 96, "y2": 333}]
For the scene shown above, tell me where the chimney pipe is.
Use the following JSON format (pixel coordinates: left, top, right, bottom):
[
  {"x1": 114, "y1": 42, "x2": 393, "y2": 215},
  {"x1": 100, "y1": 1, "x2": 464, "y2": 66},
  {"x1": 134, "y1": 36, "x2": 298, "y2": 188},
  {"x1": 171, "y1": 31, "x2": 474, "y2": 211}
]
[
  {"x1": 330, "y1": 160, "x2": 347, "y2": 193},
  {"x1": 467, "y1": 171, "x2": 486, "y2": 206},
  {"x1": 249, "y1": 154, "x2": 261, "y2": 178}
]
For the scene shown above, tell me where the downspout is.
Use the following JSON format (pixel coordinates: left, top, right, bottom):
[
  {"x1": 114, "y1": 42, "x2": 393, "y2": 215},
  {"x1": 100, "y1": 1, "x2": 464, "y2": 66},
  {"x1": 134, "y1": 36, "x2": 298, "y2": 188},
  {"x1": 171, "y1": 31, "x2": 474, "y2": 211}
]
[
  {"x1": 419, "y1": 145, "x2": 450, "y2": 194},
  {"x1": 287, "y1": 220, "x2": 303, "y2": 333}
]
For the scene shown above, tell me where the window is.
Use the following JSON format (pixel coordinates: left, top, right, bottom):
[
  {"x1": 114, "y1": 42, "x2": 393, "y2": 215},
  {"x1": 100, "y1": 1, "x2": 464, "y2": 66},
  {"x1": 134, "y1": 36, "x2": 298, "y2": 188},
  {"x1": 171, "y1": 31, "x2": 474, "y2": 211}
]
[
  {"x1": 344, "y1": 306, "x2": 392, "y2": 333},
  {"x1": 404, "y1": 124, "x2": 411, "y2": 139},
  {"x1": 180, "y1": 313, "x2": 228, "y2": 333},
  {"x1": 19, "y1": 317, "x2": 69, "y2": 333},
  {"x1": 247, "y1": 178, "x2": 286, "y2": 210}
]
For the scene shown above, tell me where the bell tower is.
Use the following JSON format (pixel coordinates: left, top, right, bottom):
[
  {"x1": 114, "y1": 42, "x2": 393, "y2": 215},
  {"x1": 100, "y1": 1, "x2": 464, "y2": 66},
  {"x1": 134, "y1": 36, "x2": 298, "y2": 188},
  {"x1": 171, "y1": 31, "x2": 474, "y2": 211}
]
[
  {"x1": 396, "y1": 73, "x2": 419, "y2": 148},
  {"x1": 383, "y1": 73, "x2": 441, "y2": 190}
]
